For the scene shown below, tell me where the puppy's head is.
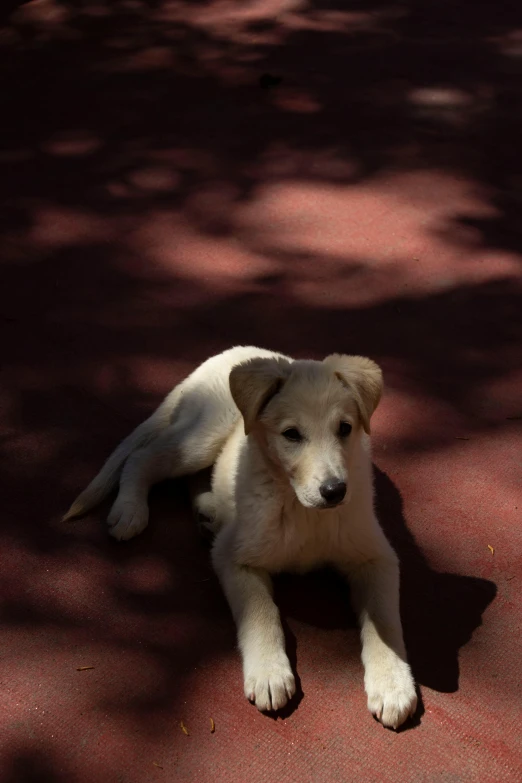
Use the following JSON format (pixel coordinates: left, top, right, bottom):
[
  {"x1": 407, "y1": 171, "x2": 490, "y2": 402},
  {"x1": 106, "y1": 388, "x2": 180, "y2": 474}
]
[{"x1": 229, "y1": 354, "x2": 382, "y2": 509}]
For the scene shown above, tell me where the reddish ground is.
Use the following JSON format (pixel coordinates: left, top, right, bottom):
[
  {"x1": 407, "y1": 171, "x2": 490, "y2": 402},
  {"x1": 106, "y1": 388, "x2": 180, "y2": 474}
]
[{"x1": 1, "y1": 1, "x2": 521, "y2": 781}]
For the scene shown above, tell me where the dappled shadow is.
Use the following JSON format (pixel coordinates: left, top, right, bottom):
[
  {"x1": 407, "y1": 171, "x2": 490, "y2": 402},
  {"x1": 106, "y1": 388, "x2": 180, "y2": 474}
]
[
  {"x1": 1, "y1": 254, "x2": 520, "y2": 537},
  {"x1": 0, "y1": 0, "x2": 521, "y2": 780},
  {"x1": 0, "y1": 0, "x2": 522, "y2": 255},
  {"x1": 0, "y1": 205, "x2": 518, "y2": 762}
]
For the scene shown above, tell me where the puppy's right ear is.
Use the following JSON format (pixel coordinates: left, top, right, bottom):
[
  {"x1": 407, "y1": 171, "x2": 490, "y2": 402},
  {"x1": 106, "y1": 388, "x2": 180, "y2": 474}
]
[{"x1": 229, "y1": 357, "x2": 291, "y2": 435}]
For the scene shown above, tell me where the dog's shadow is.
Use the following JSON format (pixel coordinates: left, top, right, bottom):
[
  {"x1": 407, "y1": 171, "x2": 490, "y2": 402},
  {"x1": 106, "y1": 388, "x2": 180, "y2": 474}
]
[{"x1": 272, "y1": 466, "x2": 497, "y2": 724}]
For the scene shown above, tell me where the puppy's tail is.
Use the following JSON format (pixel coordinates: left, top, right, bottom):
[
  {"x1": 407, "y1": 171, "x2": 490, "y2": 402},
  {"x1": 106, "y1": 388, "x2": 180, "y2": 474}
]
[{"x1": 63, "y1": 388, "x2": 182, "y2": 521}]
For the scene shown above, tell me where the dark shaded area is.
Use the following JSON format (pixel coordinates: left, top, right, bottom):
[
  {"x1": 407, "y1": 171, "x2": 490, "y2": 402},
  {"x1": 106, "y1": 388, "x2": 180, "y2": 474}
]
[{"x1": 3, "y1": 749, "x2": 70, "y2": 783}]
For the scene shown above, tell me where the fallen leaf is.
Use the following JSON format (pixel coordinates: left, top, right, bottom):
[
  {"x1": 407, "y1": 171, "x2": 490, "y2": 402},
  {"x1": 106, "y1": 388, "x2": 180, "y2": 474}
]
[
  {"x1": 210, "y1": 717, "x2": 215, "y2": 733},
  {"x1": 487, "y1": 544, "x2": 494, "y2": 555},
  {"x1": 76, "y1": 666, "x2": 95, "y2": 671},
  {"x1": 180, "y1": 721, "x2": 189, "y2": 736}
]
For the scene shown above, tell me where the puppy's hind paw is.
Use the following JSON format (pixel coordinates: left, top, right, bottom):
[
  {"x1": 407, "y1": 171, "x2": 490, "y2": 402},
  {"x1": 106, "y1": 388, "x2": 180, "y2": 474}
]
[{"x1": 107, "y1": 499, "x2": 149, "y2": 541}]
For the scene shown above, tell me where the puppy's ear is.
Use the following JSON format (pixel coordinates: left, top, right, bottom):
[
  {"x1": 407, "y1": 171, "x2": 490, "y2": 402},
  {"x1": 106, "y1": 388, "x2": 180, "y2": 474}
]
[
  {"x1": 323, "y1": 354, "x2": 383, "y2": 434},
  {"x1": 229, "y1": 357, "x2": 291, "y2": 435}
]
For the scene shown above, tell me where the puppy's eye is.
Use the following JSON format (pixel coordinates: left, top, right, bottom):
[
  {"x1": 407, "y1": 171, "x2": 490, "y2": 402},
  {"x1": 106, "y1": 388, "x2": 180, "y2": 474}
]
[
  {"x1": 339, "y1": 421, "x2": 352, "y2": 438},
  {"x1": 282, "y1": 428, "x2": 302, "y2": 442}
]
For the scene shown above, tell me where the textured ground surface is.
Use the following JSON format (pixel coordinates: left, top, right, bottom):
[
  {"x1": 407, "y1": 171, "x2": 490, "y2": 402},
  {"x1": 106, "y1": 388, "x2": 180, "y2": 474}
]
[{"x1": 1, "y1": 1, "x2": 521, "y2": 781}]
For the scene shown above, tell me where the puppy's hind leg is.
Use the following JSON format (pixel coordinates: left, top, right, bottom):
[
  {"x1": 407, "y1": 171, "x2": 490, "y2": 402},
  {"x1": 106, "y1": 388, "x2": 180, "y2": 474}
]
[{"x1": 108, "y1": 409, "x2": 232, "y2": 541}]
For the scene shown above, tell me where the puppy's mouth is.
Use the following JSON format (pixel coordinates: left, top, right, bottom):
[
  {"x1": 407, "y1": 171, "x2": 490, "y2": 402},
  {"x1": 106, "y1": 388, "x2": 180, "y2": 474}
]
[
  {"x1": 318, "y1": 499, "x2": 345, "y2": 510},
  {"x1": 298, "y1": 496, "x2": 346, "y2": 511}
]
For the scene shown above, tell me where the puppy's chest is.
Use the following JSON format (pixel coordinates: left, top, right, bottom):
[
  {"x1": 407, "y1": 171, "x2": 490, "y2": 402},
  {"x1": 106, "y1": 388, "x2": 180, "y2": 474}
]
[{"x1": 246, "y1": 504, "x2": 345, "y2": 573}]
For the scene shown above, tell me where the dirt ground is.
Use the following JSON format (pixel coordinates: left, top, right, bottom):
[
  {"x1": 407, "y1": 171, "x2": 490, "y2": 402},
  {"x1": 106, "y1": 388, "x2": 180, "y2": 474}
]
[{"x1": 0, "y1": 2, "x2": 521, "y2": 781}]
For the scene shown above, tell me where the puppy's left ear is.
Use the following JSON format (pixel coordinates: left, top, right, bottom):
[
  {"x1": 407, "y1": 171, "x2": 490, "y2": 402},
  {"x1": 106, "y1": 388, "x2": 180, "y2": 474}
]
[{"x1": 323, "y1": 354, "x2": 383, "y2": 434}]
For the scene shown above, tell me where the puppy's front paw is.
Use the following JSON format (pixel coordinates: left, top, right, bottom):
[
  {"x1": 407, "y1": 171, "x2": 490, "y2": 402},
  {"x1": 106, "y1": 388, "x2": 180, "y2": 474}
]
[
  {"x1": 107, "y1": 498, "x2": 149, "y2": 541},
  {"x1": 365, "y1": 659, "x2": 417, "y2": 729},
  {"x1": 244, "y1": 655, "x2": 296, "y2": 712}
]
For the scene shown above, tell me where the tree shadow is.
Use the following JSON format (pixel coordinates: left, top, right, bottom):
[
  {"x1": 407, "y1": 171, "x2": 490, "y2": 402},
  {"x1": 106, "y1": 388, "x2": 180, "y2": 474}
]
[
  {"x1": 0, "y1": 0, "x2": 518, "y2": 773},
  {"x1": 0, "y1": 0, "x2": 521, "y2": 257}
]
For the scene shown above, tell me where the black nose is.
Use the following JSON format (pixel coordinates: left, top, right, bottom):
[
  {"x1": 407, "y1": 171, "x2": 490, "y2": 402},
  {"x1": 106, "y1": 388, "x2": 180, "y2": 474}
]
[{"x1": 319, "y1": 479, "x2": 347, "y2": 506}]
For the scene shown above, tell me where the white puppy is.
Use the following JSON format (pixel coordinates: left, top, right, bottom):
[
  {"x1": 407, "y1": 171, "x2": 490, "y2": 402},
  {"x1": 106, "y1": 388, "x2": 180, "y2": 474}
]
[{"x1": 65, "y1": 346, "x2": 417, "y2": 729}]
